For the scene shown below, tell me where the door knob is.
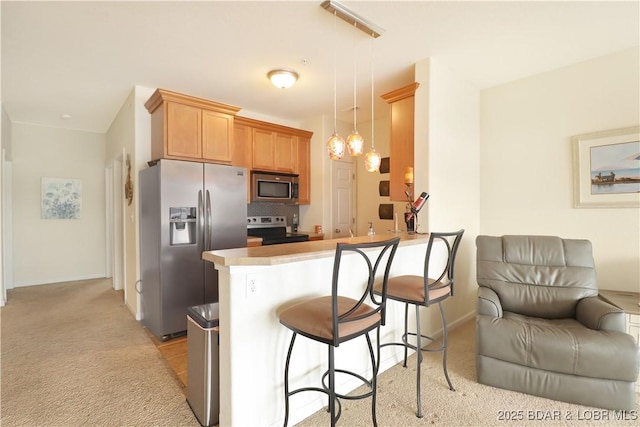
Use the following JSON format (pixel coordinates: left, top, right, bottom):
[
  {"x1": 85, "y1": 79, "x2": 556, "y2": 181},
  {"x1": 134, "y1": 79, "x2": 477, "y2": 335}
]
[{"x1": 335, "y1": 228, "x2": 341, "y2": 233}]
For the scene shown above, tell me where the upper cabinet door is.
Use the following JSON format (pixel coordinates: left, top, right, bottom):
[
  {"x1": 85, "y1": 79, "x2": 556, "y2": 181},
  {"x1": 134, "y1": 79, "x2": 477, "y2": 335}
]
[
  {"x1": 166, "y1": 102, "x2": 202, "y2": 159},
  {"x1": 252, "y1": 128, "x2": 275, "y2": 170},
  {"x1": 145, "y1": 88, "x2": 240, "y2": 164},
  {"x1": 202, "y1": 110, "x2": 234, "y2": 163},
  {"x1": 274, "y1": 133, "x2": 296, "y2": 172}
]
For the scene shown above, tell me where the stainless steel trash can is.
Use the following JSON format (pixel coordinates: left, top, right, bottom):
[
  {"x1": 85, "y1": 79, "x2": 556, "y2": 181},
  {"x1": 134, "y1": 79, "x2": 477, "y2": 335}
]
[{"x1": 186, "y1": 303, "x2": 219, "y2": 427}]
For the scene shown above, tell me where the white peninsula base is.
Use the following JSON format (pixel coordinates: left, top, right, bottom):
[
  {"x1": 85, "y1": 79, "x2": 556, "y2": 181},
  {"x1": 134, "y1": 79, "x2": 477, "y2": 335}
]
[{"x1": 203, "y1": 233, "x2": 441, "y2": 426}]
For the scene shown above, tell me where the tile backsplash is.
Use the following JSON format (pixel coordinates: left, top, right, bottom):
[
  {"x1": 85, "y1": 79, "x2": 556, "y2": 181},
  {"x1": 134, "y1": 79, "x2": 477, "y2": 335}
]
[{"x1": 247, "y1": 203, "x2": 299, "y2": 227}]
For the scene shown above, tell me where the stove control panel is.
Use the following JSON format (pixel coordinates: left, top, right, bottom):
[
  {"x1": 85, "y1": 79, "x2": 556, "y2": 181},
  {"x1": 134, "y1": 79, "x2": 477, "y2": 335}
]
[{"x1": 247, "y1": 216, "x2": 287, "y2": 228}]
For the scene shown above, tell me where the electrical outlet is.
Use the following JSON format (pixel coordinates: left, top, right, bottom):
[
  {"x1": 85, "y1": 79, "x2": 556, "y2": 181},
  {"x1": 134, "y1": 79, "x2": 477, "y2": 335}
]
[{"x1": 246, "y1": 274, "x2": 259, "y2": 298}]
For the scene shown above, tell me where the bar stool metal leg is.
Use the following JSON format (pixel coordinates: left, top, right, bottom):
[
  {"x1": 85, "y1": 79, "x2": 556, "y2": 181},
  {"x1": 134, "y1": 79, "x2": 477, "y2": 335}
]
[
  {"x1": 439, "y1": 302, "x2": 455, "y2": 391},
  {"x1": 283, "y1": 332, "x2": 296, "y2": 427},
  {"x1": 415, "y1": 304, "x2": 424, "y2": 418}
]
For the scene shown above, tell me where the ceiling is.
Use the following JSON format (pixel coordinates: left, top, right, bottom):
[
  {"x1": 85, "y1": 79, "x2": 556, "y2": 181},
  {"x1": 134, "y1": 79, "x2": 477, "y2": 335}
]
[{"x1": 2, "y1": 1, "x2": 639, "y2": 134}]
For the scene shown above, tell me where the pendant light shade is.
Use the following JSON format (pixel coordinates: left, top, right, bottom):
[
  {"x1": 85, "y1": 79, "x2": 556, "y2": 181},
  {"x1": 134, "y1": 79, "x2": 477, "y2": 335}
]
[
  {"x1": 346, "y1": 130, "x2": 364, "y2": 156},
  {"x1": 327, "y1": 11, "x2": 344, "y2": 160},
  {"x1": 364, "y1": 148, "x2": 381, "y2": 172},
  {"x1": 365, "y1": 35, "x2": 380, "y2": 172},
  {"x1": 346, "y1": 39, "x2": 364, "y2": 157},
  {"x1": 327, "y1": 132, "x2": 346, "y2": 160}
]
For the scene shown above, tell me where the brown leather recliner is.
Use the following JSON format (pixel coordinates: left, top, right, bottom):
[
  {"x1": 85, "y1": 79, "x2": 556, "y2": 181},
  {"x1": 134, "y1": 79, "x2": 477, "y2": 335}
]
[{"x1": 475, "y1": 235, "x2": 639, "y2": 411}]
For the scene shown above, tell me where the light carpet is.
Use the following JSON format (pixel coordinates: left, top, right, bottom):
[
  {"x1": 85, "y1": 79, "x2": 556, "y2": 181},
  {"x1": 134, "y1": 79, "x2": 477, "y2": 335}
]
[
  {"x1": 1, "y1": 279, "x2": 637, "y2": 426},
  {"x1": 296, "y1": 314, "x2": 639, "y2": 426},
  {"x1": 1, "y1": 279, "x2": 197, "y2": 426}
]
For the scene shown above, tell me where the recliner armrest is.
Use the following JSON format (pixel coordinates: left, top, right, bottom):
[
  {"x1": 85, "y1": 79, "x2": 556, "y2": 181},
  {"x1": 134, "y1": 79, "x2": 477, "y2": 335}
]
[
  {"x1": 477, "y1": 287, "x2": 502, "y2": 318},
  {"x1": 576, "y1": 297, "x2": 626, "y2": 332}
]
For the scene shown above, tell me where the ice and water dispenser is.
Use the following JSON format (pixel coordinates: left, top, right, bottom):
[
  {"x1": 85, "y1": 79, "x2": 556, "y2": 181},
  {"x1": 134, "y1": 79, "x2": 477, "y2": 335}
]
[{"x1": 169, "y1": 207, "x2": 196, "y2": 245}]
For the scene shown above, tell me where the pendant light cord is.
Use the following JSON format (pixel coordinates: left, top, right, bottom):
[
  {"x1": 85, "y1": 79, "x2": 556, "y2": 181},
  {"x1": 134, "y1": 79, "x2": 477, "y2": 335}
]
[
  {"x1": 353, "y1": 33, "x2": 357, "y2": 131},
  {"x1": 333, "y1": 11, "x2": 338, "y2": 132},
  {"x1": 370, "y1": 35, "x2": 375, "y2": 149}
]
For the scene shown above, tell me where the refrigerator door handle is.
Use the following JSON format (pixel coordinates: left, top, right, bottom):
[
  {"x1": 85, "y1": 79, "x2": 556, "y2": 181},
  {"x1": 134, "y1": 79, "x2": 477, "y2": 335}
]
[
  {"x1": 205, "y1": 189, "x2": 212, "y2": 251},
  {"x1": 198, "y1": 190, "x2": 204, "y2": 253}
]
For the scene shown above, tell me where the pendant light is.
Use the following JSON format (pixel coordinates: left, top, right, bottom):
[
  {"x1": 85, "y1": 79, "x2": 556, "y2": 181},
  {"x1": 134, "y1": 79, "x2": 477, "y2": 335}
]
[
  {"x1": 346, "y1": 37, "x2": 364, "y2": 156},
  {"x1": 327, "y1": 11, "x2": 345, "y2": 160},
  {"x1": 364, "y1": 36, "x2": 381, "y2": 172}
]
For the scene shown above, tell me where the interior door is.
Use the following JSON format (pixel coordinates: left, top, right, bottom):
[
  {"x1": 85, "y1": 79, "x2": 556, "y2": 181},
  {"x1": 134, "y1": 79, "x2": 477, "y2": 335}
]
[{"x1": 331, "y1": 160, "x2": 355, "y2": 239}]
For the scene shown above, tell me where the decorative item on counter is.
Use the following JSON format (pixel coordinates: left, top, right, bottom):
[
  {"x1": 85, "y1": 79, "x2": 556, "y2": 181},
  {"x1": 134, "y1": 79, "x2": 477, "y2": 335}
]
[
  {"x1": 388, "y1": 211, "x2": 403, "y2": 234},
  {"x1": 314, "y1": 225, "x2": 323, "y2": 234},
  {"x1": 405, "y1": 191, "x2": 429, "y2": 234},
  {"x1": 368, "y1": 222, "x2": 375, "y2": 236}
]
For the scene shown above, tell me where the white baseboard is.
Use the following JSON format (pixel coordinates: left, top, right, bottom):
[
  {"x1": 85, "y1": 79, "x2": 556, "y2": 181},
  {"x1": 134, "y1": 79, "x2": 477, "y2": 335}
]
[{"x1": 13, "y1": 274, "x2": 107, "y2": 288}]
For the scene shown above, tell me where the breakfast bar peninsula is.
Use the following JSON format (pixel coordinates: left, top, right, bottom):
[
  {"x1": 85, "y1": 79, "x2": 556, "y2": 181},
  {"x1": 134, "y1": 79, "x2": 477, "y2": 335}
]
[{"x1": 203, "y1": 233, "x2": 437, "y2": 426}]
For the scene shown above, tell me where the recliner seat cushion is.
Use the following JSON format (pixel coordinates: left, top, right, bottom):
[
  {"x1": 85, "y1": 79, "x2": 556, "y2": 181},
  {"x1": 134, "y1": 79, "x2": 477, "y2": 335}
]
[{"x1": 477, "y1": 312, "x2": 638, "y2": 382}]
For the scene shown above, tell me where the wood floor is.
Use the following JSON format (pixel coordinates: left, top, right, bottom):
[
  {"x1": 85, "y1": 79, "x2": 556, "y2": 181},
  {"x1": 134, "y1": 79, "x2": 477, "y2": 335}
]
[{"x1": 146, "y1": 330, "x2": 188, "y2": 395}]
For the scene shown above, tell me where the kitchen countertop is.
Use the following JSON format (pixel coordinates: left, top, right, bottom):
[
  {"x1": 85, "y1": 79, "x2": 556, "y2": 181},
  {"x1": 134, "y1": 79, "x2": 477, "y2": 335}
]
[
  {"x1": 204, "y1": 232, "x2": 427, "y2": 267},
  {"x1": 203, "y1": 231, "x2": 435, "y2": 425}
]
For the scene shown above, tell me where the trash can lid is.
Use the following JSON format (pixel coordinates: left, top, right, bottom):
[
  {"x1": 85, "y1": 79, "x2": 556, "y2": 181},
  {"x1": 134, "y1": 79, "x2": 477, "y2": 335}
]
[{"x1": 187, "y1": 303, "x2": 219, "y2": 328}]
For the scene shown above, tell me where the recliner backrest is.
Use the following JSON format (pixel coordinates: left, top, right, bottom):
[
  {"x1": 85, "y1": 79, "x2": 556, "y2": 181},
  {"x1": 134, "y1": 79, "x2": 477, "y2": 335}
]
[{"x1": 476, "y1": 235, "x2": 597, "y2": 318}]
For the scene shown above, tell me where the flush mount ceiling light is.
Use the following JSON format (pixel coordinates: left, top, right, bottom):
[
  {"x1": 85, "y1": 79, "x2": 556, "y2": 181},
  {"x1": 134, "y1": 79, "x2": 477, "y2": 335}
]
[{"x1": 267, "y1": 69, "x2": 299, "y2": 89}]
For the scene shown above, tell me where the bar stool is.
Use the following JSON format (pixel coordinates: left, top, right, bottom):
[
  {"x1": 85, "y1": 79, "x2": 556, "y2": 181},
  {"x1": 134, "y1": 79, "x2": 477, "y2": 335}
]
[
  {"x1": 279, "y1": 237, "x2": 400, "y2": 427},
  {"x1": 374, "y1": 230, "x2": 464, "y2": 418}
]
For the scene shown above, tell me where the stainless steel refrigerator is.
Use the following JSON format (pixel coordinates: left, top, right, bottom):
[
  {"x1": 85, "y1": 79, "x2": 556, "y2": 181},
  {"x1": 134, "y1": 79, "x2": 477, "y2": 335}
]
[{"x1": 139, "y1": 159, "x2": 247, "y2": 340}]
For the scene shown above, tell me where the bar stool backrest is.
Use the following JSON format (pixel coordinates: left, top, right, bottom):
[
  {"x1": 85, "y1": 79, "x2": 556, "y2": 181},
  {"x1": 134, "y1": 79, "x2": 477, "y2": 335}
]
[
  {"x1": 331, "y1": 237, "x2": 400, "y2": 346},
  {"x1": 423, "y1": 230, "x2": 465, "y2": 305}
]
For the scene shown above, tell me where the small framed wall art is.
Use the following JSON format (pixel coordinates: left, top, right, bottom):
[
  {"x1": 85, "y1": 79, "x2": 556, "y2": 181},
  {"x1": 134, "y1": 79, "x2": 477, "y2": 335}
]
[
  {"x1": 572, "y1": 126, "x2": 640, "y2": 208},
  {"x1": 41, "y1": 177, "x2": 82, "y2": 219}
]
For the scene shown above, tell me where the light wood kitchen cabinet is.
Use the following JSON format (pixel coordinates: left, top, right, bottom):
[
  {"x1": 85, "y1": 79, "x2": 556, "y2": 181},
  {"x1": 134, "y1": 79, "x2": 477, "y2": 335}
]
[
  {"x1": 145, "y1": 88, "x2": 240, "y2": 164},
  {"x1": 251, "y1": 128, "x2": 296, "y2": 173},
  {"x1": 274, "y1": 133, "x2": 296, "y2": 172},
  {"x1": 381, "y1": 83, "x2": 419, "y2": 201},
  {"x1": 234, "y1": 116, "x2": 313, "y2": 204},
  {"x1": 252, "y1": 127, "x2": 277, "y2": 171},
  {"x1": 295, "y1": 136, "x2": 311, "y2": 204},
  {"x1": 232, "y1": 122, "x2": 253, "y2": 203}
]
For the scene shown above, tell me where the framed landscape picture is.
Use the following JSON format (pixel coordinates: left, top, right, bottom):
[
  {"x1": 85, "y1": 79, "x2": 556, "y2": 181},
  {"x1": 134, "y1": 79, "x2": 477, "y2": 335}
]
[{"x1": 572, "y1": 126, "x2": 640, "y2": 208}]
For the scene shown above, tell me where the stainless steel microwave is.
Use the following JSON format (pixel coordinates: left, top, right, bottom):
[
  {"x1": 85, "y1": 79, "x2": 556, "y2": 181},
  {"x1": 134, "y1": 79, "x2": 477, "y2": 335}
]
[{"x1": 251, "y1": 171, "x2": 298, "y2": 204}]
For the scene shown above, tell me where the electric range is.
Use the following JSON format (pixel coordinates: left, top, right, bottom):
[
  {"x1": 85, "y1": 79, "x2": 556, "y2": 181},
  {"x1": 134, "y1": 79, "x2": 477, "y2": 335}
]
[{"x1": 247, "y1": 216, "x2": 309, "y2": 245}]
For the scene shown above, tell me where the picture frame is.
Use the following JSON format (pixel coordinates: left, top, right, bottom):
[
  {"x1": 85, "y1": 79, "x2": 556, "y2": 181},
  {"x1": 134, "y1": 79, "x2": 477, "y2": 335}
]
[
  {"x1": 41, "y1": 177, "x2": 82, "y2": 219},
  {"x1": 572, "y1": 126, "x2": 640, "y2": 208}
]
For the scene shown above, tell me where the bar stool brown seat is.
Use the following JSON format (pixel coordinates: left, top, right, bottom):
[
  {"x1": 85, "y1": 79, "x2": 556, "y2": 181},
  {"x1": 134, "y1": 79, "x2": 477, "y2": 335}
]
[
  {"x1": 374, "y1": 230, "x2": 464, "y2": 418},
  {"x1": 279, "y1": 237, "x2": 400, "y2": 427}
]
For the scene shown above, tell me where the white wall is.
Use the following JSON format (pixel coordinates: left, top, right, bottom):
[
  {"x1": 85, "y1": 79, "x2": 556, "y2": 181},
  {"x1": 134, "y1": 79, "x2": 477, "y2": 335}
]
[
  {"x1": 12, "y1": 123, "x2": 106, "y2": 286},
  {"x1": 415, "y1": 57, "x2": 481, "y2": 329},
  {"x1": 354, "y1": 114, "x2": 402, "y2": 237},
  {"x1": 480, "y1": 47, "x2": 640, "y2": 292},
  {"x1": 106, "y1": 85, "x2": 154, "y2": 318}
]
